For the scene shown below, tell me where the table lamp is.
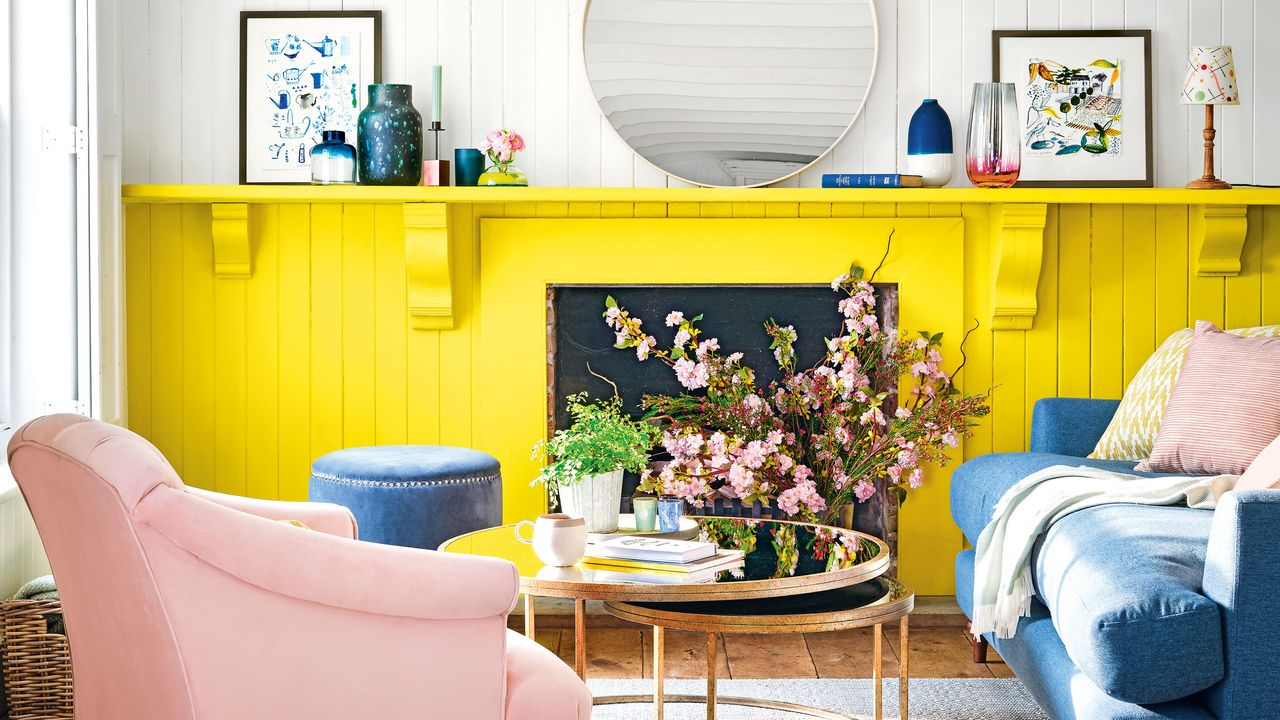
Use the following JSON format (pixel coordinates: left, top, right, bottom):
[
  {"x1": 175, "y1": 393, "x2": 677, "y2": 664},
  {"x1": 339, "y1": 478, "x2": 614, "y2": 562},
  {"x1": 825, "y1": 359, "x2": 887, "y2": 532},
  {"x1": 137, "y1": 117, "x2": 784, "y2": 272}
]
[{"x1": 1181, "y1": 46, "x2": 1238, "y2": 190}]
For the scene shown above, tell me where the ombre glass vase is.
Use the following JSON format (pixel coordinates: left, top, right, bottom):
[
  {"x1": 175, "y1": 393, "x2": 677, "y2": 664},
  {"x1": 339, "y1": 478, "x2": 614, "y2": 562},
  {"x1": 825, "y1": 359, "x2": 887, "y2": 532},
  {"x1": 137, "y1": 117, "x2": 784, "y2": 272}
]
[{"x1": 966, "y1": 83, "x2": 1020, "y2": 188}]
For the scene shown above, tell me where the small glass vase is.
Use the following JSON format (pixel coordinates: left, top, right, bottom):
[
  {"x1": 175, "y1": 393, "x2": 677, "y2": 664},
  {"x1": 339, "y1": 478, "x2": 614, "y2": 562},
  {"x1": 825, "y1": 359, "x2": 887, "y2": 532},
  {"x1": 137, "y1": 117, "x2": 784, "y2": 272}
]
[
  {"x1": 310, "y1": 130, "x2": 357, "y2": 185},
  {"x1": 478, "y1": 161, "x2": 528, "y2": 187},
  {"x1": 966, "y1": 82, "x2": 1020, "y2": 188}
]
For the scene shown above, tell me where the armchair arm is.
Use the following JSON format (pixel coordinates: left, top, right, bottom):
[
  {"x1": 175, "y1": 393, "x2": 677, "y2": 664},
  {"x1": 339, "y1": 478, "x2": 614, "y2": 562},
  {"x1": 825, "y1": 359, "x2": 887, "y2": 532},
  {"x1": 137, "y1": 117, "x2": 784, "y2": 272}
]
[
  {"x1": 1202, "y1": 490, "x2": 1280, "y2": 720},
  {"x1": 1028, "y1": 398, "x2": 1120, "y2": 456},
  {"x1": 185, "y1": 486, "x2": 358, "y2": 539},
  {"x1": 137, "y1": 487, "x2": 519, "y2": 620}
]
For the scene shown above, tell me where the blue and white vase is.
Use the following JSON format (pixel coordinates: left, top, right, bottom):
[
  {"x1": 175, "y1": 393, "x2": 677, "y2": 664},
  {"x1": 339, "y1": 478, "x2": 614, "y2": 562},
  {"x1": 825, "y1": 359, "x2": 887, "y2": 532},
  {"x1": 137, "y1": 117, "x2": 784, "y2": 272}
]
[
  {"x1": 310, "y1": 130, "x2": 356, "y2": 185},
  {"x1": 906, "y1": 99, "x2": 953, "y2": 187}
]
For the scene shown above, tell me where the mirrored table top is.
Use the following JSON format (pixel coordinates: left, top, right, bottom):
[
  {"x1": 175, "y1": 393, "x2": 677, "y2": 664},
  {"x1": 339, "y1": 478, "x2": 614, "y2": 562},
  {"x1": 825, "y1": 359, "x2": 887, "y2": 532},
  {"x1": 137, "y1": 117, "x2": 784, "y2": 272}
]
[{"x1": 440, "y1": 516, "x2": 890, "y2": 602}]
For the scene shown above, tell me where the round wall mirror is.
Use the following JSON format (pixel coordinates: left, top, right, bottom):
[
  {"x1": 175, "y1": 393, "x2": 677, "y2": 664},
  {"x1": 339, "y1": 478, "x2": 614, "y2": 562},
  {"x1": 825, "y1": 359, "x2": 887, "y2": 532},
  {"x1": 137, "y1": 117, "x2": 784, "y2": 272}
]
[{"x1": 583, "y1": 0, "x2": 879, "y2": 187}]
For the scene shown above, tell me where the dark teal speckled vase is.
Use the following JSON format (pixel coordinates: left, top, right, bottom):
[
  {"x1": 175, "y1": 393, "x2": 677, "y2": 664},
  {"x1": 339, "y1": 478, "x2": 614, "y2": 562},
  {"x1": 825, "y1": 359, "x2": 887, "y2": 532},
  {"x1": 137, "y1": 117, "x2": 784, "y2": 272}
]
[{"x1": 357, "y1": 84, "x2": 423, "y2": 185}]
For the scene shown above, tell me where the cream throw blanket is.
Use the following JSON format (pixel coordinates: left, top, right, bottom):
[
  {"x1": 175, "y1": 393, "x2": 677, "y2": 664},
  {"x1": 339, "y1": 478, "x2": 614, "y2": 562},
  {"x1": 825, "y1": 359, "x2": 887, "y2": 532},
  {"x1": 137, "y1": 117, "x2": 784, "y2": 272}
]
[{"x1": 970, "y1": 464, "x2": 1238, "y2": 640}]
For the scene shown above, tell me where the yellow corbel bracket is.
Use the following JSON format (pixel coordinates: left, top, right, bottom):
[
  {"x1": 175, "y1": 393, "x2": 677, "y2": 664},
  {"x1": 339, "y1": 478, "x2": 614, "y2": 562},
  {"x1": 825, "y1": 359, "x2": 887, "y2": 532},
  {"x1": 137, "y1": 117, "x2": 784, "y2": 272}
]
[
  {"x1": 1195, "y1": 204, "x2": 1248, "y2": 277},
  {"x1": 404, "y1": 203, "x2": 453, "y2": 330},
  {"x1": 991, "y1": 203, "x2": 1048, "y2": 331},
  {"x1": 211, "y1": 203, "x2": 251, "y2": 278}
]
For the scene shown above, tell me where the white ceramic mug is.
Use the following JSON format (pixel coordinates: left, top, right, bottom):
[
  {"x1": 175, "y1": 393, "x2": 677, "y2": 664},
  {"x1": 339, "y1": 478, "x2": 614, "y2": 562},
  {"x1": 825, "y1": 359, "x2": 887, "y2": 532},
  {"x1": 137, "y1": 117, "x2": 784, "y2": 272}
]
[{"x1": 514, "y1": 513, "x2": 587, "y2": 567}]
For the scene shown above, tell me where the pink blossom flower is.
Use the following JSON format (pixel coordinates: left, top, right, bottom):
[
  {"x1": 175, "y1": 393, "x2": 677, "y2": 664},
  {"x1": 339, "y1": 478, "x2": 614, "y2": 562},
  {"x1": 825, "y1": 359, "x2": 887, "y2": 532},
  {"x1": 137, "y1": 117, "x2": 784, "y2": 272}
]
[
  {"x1": 793, "y1": 464, "x2": 814, "y2": 483},
  {"x1": 831, "y1": 273, "x2": 850, "y2": 290},
  {"x1": 696, "y1": 338, "x2": 719, "y2": 360},
  {"x1": 673, "y1": 358, "x2": 709, "y2": 390},
  {"x1": 665, "y1": 311, "x2": 684, "y2": 327},
  {"x1": 854, "y1": 479, "x2": 876, "y2": 501},
  {"x1": 908, "y1": 468, "x2": 924, "y2": 488},
  {"x1": 766, "y1": 429, "x2": 784, "y2": 446},
  {"x1": 727, "y1": 463, "x2": 754, "y2": 496},
  {"x1": 636, "y1": 336, "x2": 656, "y2": 360},
  {"x1": 739, "y1": 441, "x2": 769, "y2": 469},
  {"x1": 776, "y1": 453, "x2": 794, "y2": 472},
  {"x1": 673, "y1": 328, "x2": 692, "y2": 348}
]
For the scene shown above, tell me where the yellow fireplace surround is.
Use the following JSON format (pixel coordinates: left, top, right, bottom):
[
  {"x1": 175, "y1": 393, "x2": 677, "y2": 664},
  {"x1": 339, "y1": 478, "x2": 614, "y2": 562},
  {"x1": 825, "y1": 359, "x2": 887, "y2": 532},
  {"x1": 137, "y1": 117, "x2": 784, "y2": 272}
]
[{"x1": 121, "y1": 185, "x2": 1280, "y2": 594}]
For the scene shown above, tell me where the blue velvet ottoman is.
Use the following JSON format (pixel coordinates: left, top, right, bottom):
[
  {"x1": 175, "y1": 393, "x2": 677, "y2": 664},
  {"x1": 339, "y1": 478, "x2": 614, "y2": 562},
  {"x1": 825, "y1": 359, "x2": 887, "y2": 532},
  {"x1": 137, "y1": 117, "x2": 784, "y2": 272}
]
[{"x1": 308, "y1": 445, "x2": 502, "y2": 550}]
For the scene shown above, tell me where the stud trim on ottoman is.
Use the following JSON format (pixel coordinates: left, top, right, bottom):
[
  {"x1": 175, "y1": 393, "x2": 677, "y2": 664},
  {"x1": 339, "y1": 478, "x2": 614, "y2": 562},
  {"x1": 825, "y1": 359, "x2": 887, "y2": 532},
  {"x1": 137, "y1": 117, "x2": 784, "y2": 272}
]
[{"x1": 309, "y1": 445, "x2": 502, "y2": 551}]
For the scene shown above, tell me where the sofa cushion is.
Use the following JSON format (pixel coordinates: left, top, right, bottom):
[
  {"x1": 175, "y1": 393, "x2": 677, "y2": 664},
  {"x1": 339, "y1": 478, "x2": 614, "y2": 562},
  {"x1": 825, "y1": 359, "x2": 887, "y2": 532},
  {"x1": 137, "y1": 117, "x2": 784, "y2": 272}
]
[
  {"x1": 1033, "y1": 504, "x2": 1223, "y2": 705},
  {"x1": 1138, "y1": 321, "x2": 1280, "y2": 476},
  {"x1": 949, "y1": 452, "x2": 1167, "y2": 545},
  {"x1": 956, "y1": 550, "x2": 1218, "y2": 720}
]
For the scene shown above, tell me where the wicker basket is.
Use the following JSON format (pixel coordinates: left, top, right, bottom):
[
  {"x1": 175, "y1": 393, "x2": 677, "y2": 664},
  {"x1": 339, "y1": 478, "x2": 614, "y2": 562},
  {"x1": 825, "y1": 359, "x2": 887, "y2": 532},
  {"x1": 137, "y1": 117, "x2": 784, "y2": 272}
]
[{"x1": 0, "y1": 599, "x2": 73, "y2": 720}]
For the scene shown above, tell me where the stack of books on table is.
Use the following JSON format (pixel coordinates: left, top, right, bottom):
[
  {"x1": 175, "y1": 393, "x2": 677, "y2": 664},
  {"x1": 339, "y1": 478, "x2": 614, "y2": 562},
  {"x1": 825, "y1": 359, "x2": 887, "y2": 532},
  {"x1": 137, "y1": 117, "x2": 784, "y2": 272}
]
[{"x1": 582, "y1": 536, "x2": 745, "y2": 585}]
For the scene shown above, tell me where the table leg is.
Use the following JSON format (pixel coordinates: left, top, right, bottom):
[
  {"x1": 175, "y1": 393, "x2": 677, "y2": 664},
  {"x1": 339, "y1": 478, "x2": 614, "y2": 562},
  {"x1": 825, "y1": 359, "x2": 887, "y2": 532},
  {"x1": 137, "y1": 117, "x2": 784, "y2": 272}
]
[
  {"x1": 654, "y1": 625, "x2": 665, "y2": 720},
  {"x1": 873, "y1": 623, "x2": 882, "y2": 720},
  {"x1": 899, "y1": 616, "x2": 910, "y2": 720},
  {"x1": 706, "y1": 631, "x2": 717, "y2": 720},
  {"x1": 575, "y1": 598, "x2": 587, "y2": 679},
  {"x1": 524, "y1": 594, "x2": 535, "y2": 639}
]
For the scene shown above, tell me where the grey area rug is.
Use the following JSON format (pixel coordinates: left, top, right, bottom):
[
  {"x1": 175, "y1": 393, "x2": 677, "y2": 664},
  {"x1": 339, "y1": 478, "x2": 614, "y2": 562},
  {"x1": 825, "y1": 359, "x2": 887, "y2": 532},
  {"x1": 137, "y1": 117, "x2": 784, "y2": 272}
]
[{"x1": 586, "y1": 678, "x2": 1049, "y2": 720}]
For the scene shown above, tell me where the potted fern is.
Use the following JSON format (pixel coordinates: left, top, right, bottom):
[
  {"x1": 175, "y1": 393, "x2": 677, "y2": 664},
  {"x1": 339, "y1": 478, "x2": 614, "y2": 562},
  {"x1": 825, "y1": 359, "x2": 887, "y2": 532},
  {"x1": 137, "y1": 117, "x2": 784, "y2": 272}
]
[{"x1": 532, "y1": 391, "x2": 659, "y2": 532}]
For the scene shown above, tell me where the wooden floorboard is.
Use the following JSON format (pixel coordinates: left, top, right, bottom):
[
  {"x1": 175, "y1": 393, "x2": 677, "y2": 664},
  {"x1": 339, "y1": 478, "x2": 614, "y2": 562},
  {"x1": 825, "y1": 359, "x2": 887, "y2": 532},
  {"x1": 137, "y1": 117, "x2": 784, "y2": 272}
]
[
  {"x1": 641, "y1": 629, "x2": 732, "y2": 679},
  {"x1": 519, "y1": 621, "x2": 1012, "y2": 680},
  {"x1": 722, "y1": 633, "x2": 818, "y2": 679}
]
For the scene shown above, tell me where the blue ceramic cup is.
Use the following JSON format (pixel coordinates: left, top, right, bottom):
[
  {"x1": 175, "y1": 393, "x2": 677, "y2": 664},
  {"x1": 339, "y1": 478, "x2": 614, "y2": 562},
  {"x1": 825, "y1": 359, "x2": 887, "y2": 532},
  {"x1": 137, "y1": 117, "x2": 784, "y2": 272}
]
[
  {"x1": 657, "y1": 497, "x2": 683, "y2": 533},
  {"x1": 454, "y1": 148, "x2": 485, "y2": 186},
  {"x1": 632, "y1": 497, "x2": 658, "y2": 532}
]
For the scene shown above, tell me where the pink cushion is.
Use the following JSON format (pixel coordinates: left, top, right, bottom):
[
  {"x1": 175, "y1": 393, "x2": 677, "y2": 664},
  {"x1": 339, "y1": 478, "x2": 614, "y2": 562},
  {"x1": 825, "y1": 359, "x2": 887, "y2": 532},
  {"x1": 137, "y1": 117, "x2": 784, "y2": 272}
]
[
  {"x1": 1139, "y1": 321, "x2": 1280, "y2": 475},
  {"x1": 1237, "y1": 434, "x2": 1280, "y2": 490}
]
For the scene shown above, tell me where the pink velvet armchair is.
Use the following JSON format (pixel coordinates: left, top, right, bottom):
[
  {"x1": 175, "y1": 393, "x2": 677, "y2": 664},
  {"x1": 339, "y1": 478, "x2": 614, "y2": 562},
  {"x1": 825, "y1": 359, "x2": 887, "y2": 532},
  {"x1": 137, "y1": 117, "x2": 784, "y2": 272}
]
[{"x1": 7, "y1": 415, "x2": 591, "y2": 719}]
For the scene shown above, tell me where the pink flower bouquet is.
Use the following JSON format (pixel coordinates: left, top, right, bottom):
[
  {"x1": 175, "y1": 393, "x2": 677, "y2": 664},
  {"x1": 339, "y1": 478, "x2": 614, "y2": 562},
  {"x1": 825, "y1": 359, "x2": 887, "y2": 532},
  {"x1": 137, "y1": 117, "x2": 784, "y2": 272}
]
[
  {"x1": 479, "y1": 128, "x2": 525, "y2": 168},
  {"x1": 603, "y1": 265, "x2": 989, "y2": 524}
]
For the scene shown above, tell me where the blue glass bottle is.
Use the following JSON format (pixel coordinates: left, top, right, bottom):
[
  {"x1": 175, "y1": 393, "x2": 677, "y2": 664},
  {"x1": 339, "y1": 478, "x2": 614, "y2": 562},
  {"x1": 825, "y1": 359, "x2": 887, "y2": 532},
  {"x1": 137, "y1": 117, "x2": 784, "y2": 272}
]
[
  {"x1": 310, "y1": 130, "x2": 357, "y2": 185},
  {"x1": 357, "y1": 84, "x2": 423, "y2": 185}
]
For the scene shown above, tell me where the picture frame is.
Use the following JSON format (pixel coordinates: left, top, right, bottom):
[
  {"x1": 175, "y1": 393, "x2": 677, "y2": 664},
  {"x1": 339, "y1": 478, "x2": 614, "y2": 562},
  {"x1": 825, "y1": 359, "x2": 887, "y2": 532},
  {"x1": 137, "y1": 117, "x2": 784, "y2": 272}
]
[
  {"x1": 993, "y1": 30, "x2": 1153, "y2": 188},
  {"x1": 239, "y1": 11, "x2": 381, "y2": 184}
]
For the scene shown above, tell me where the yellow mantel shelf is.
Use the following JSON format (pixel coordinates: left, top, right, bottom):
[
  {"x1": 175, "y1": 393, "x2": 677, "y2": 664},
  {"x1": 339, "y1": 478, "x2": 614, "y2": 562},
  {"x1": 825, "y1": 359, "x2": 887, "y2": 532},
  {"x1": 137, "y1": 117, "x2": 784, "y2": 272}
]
[{"x1": 121, "y1": 184, "x2": 1280, "y2": 206}]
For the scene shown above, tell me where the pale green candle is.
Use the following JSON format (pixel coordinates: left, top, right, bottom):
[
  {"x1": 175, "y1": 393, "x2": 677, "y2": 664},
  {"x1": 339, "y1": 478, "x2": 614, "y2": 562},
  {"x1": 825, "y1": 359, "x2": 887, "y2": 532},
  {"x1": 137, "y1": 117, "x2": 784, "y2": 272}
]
[{"x1": 431, "y1": 65, "x2": 442, "y2": 123}]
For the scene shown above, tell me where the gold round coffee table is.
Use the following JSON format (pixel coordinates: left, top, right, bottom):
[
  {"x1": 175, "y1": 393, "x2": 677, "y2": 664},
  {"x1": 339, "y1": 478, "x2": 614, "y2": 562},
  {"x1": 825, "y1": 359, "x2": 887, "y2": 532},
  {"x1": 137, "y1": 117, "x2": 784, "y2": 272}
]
[
  {"x1": 603, "y1": 577, "x2": 914, "y2": 720},
  {"x1": 441, "y1": 516, "x2": 910, "y2": 718}
]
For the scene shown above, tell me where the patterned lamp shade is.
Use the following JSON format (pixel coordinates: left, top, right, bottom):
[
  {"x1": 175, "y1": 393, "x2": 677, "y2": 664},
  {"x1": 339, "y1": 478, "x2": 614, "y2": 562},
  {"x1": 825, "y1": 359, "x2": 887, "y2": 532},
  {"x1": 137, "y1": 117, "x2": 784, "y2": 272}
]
[{"x1": 1181, "y1": 46, "x2": 1239, "y2": 105}]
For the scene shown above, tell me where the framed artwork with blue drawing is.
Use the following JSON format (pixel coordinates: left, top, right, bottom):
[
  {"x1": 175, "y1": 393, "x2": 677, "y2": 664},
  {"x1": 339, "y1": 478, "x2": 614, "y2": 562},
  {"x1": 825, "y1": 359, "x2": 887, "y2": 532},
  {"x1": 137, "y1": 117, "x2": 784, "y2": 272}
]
[
  {"x1": 994, "y1": 30, "x2": 1152, "y2": 187},
  {"x1": 240, "y1": 11, "x2": 381, "y2": 184}
]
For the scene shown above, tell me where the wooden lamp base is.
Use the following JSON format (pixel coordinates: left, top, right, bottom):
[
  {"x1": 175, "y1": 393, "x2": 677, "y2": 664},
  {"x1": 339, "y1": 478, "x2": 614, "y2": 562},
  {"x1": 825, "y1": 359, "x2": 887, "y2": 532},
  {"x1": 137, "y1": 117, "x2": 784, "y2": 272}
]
[
  {"x1": 1187, "y1": 104, "x2": 1232, "y2": 190},
  {"x1": 1187, "y1": 176, "x2": 1232, "y2": 190}
]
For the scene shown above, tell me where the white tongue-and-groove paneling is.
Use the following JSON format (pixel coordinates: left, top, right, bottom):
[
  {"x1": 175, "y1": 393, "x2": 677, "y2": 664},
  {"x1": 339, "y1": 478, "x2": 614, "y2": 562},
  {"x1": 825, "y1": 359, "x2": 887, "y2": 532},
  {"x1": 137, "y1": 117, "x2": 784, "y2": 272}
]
[{"x1": 121, "y1": 0, "x2": 1273, "y2": 187}]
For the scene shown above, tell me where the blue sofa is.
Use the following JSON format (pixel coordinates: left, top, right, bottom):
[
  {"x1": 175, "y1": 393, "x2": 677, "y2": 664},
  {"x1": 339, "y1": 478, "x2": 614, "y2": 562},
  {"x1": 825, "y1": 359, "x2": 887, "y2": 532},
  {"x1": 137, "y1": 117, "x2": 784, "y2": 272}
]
[{"x1": 951, "y1": 398, "x2": 1280, "y2": 720}]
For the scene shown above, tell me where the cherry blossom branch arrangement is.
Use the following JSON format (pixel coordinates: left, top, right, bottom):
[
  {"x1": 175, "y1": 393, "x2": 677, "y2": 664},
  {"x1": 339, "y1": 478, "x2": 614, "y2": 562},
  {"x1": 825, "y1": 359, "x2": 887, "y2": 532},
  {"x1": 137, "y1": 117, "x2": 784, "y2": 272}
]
[{"x1": 602, "y1": 264, "x2": 989, "y2": 525}]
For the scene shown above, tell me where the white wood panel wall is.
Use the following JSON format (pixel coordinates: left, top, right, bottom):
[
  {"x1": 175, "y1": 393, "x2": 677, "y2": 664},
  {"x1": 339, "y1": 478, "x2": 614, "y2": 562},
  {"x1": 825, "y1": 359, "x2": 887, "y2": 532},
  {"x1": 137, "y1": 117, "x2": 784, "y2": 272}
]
[
  {"x1": 121, "y1": 0, "x2": 1277, "y2": 188},
  {"x1": 0, "y1": 487, "x2": 51, "y2": 598}
]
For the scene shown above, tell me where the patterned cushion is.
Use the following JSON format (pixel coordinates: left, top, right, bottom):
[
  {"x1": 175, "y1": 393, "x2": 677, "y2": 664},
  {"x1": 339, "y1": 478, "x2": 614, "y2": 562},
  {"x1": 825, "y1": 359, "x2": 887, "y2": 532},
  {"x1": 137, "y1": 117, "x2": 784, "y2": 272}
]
[
  {"x1": 1090, "y1": 324, "x2": 1280, "y2": 461},
  {"x1": 1137, "y1": 321, "x2": 1280, "y2": 475}
]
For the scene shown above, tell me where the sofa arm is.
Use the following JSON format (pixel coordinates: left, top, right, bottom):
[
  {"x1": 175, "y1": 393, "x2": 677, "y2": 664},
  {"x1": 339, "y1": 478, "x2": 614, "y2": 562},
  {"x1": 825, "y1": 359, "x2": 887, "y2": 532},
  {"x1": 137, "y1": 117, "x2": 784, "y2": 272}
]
[
  {"x1": 1202, "y1": 490, "x2": 1280, "y2": 720},
  {"x1": 1028, "y1": 398, "x2": 1120, "y2": 456},
  {"x1": 136, "y1": 487, "x2": 519, "y2": 621},
  {"x1": 185, "y1": 486, "x2": 358, "y2": 539}
]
